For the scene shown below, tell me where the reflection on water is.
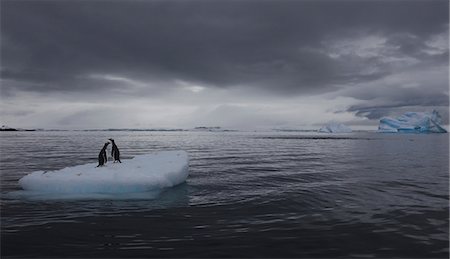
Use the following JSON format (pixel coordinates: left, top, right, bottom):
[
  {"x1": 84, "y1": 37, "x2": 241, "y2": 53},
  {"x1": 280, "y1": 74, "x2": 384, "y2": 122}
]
[{"x1": 1, "y1": 131, "x2": 448, "y2": 257}]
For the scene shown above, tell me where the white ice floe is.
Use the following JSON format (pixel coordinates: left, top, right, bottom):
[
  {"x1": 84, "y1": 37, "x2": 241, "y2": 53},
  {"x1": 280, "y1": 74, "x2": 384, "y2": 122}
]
[
  {"x1": 19, "y1": 151, "x2": 189, "y2": 195},
  {"x1": 378, "y1": 110, "x2": 447, "y2": 133},
  {"x1": 318, "y1": 122, "x2": 352, "y2": 133}
]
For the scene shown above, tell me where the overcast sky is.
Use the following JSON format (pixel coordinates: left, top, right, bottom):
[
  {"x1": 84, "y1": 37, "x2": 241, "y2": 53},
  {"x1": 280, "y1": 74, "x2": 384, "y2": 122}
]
[{"x1": 1, "y1": 0, "x2": 448, "y2": 130}]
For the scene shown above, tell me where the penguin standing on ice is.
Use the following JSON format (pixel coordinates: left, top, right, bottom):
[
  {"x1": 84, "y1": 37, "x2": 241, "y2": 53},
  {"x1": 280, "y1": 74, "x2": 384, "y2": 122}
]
[
  {"x1": 97, "y1": 142, "x2": 110, "y2": 167},
  {"x1": 109, "y1": 138, "x2": 121, "y2": 163}
]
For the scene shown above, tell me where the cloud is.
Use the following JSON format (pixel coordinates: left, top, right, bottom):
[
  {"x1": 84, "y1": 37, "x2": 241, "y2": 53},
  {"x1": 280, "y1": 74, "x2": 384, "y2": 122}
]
[
  {"x1": 0, "y1": 0, "x2": 448, "y2": 128},
  {"x1": 338, "y1": 60, "x2": 449, "y2": 120}
]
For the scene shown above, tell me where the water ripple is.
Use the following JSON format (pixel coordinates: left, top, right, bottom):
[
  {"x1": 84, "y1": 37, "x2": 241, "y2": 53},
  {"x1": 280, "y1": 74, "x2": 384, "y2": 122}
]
[{"x1": 1, "y1": 131, "x2": 448, "y2": 257}]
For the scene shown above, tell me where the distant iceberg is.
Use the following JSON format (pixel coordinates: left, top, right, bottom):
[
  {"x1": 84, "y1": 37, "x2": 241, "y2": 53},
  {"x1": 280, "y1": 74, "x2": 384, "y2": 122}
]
[
  {"x1": 318, "y1": 122, "x2": 352, "y2": 133},
  {"x1": 192, "y1": 126, "x2": 236, "y2": 132},
  {"x1": 378, "y1": 110, "x2": 447, "y2": 133}
]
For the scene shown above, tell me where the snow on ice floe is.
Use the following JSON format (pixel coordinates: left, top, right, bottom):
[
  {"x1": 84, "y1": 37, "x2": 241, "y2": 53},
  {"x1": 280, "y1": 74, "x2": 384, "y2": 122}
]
[
  {"x1": 378, "y1": 110, "x2": 447, "y2": 133},
  {"x1": 18, "y1": 151, "x2": 189, "y2": 197},
  {"x1": 318, "y1": 122, "x2": 352, "y2": 133}
]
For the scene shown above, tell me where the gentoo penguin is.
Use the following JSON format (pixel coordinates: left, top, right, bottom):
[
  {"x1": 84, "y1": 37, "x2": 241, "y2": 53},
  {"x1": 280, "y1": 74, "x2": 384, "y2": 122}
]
[
  {"x1": 96, "y1": 142, "x2": 110, "y2": 167},
  {"x1": 108, "y1": 138, "x2": 121, "y2": 163}
]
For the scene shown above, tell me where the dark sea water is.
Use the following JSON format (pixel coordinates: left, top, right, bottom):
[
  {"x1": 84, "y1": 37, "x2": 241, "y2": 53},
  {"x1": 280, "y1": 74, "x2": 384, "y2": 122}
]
[{"x1": 1, "y1": 131, "x2": 448, "y2": 258}]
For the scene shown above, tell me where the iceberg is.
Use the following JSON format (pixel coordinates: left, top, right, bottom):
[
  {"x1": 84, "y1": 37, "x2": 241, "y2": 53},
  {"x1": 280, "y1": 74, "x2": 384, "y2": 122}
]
[
  {"x1": 378, "y1": 110, "x2": 447, "y2": 133},
  {"x1": 18, "y1": 151, "x2": 189, "y2": 195},
  {"x1": 318, "y1": 122, "x2": 352, "y2": 133}
]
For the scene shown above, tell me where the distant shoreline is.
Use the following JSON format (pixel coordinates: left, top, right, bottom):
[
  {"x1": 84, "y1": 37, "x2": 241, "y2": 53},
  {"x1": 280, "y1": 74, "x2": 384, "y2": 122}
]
[{"x1": 0, "y1": 128, "x2": 36, "y2": 132}]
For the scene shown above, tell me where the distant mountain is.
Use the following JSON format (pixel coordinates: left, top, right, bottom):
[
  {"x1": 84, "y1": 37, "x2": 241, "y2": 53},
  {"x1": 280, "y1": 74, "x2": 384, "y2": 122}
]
[
  {"x1": 1, "y1": 125, "x2": 36, "y2": 131},
  {"x1": 1, "y1": 125, "x2": 17, "y2": 131}
]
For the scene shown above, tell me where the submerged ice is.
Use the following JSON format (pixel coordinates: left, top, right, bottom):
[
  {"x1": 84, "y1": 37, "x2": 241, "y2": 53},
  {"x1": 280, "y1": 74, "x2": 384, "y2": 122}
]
[
  {"x1": 378, "y1": 110, "x2": 447, "y2": 133},
  {"x1": 318, "y1": 122, "x2": 352, "y2": 133},
  {"x1": 19, "y1": 151, "x2": 189, "y2": 194}
]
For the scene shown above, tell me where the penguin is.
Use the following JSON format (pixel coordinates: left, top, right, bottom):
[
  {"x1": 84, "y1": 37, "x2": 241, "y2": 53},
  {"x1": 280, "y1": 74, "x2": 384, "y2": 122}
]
[
  {"x1": 96, "y1": 142, "x2": 110, "y2": 167},
  {"x1": 108, "y1": 138, "x2": 121, "y2": 163}
]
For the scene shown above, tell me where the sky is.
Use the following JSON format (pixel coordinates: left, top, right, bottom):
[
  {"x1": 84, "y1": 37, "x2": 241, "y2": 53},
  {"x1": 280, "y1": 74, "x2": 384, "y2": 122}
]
[{"x1": 1, "y1": 0, "x2": 449, "y2": 130}]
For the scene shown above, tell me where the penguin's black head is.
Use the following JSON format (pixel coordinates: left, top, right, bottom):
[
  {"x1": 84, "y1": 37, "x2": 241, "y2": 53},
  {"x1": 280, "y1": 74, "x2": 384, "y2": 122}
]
[
  {"x1": 104, "y1": 142, "x2": 110, "y2": 147},
  {"x1": 108, "y1": 138, "x2": 115, "y2": 143}
]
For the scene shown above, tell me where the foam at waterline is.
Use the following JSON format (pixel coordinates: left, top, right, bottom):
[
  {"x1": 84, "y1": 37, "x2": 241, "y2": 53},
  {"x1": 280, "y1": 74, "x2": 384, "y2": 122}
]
[{"x1": 18, "y1": 151, "x2": 189, "y2": 196}]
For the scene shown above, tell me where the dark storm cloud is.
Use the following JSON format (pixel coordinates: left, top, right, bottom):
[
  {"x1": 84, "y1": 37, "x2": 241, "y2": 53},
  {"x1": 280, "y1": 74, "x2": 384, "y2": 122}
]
[
  {"x1": 347, "y1": 92, "x2": 449, "y2": 119},
  {"x1": 1, "y1": 0, "x2": 448, "y2": 98}
]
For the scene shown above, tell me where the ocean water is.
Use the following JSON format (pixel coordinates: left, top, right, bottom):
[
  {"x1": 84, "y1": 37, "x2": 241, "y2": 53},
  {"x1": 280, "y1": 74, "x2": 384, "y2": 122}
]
[{"x1": 1, "y1": 131, "x2": 448, "y2": 258}]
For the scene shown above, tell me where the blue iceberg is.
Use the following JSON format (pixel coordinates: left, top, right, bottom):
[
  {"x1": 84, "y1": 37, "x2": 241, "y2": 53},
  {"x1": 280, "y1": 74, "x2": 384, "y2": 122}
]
[
  {"x1": 318, "y1": 122, "x2": 352, "y2": 133},
  {"x1": 378, "y1": 110, "x2": 447, "y2": 133}
]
